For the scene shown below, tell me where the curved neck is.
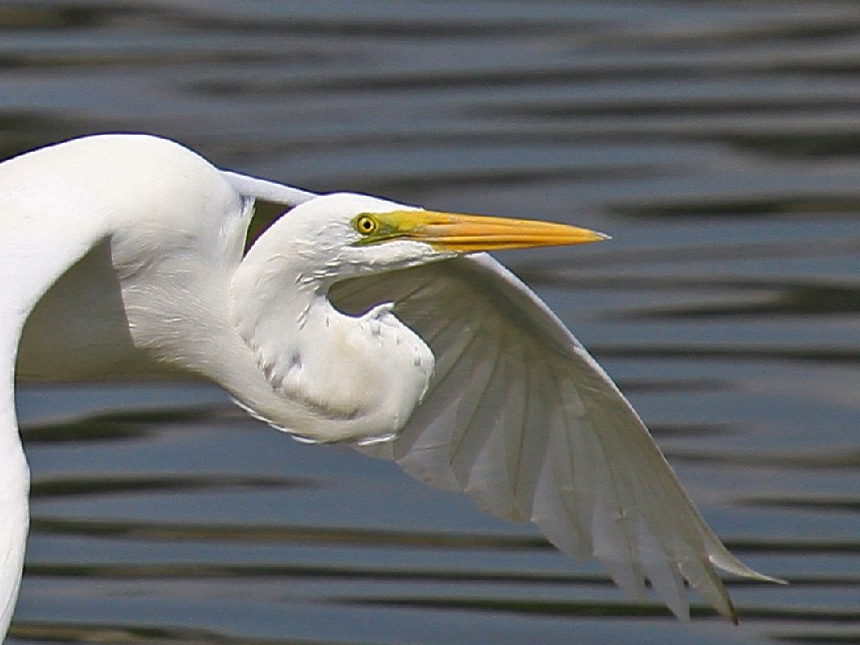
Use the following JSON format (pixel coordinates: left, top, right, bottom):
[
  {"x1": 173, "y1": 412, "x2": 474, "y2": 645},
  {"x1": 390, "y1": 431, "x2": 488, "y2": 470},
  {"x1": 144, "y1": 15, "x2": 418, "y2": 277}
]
[{"x1": 229, "y1": 254, "x2": 435, "y2": 443}]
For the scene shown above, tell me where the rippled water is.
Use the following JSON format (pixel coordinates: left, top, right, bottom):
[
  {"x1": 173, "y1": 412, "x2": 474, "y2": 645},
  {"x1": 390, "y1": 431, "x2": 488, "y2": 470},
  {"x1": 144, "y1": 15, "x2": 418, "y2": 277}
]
[{"x1": 4, "y1": 1, "x2": 860, "y2": 643}]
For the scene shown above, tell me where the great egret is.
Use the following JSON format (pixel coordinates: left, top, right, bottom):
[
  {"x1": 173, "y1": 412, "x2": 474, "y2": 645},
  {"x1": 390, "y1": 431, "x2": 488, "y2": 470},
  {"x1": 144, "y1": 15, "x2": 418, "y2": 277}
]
[{"x1": 0, "y1": 134, "x2": 777, "y2": 639}]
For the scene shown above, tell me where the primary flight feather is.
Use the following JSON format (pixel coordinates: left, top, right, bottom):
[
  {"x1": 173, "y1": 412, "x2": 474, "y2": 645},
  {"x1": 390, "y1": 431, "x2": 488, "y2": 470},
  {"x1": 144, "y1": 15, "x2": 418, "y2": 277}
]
[{"x1": 0, "y1": 134, "x2": 778, "y2": 640}]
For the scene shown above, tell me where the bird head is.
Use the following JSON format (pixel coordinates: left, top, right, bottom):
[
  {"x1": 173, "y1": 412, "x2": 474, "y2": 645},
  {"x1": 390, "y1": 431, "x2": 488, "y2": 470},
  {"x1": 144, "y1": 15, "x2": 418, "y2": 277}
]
[{"x1": 246, "y1": 192, "x2": 608, "y2": 284}]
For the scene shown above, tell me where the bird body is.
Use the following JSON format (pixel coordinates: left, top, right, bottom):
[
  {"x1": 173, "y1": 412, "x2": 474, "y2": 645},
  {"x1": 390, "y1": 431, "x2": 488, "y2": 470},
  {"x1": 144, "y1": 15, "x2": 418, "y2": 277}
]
[{"x1": 0, "y1": 134, "x2": 778, "y2": 639}]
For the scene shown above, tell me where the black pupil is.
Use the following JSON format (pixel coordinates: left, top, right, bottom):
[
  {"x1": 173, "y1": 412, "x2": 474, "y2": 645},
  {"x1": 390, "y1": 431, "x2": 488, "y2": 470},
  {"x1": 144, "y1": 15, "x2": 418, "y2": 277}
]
[{"x1": 361, "y1": 218, "x2": 373, "y2": 231}]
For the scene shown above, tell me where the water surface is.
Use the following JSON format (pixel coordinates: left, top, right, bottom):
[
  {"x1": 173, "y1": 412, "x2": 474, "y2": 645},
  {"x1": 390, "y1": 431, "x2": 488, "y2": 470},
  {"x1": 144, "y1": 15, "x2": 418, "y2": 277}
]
[{"x1": 4, "y1": 2, "x2": 860, "y2": 644}]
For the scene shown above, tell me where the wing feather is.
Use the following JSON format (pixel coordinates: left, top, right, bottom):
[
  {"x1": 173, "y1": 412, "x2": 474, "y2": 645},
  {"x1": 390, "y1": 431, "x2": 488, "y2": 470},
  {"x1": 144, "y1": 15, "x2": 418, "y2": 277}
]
[
  {"x1": 510, "y1": 356, "x2": 552, "y2": 522},
  {"x1": 390, "y1": 320, "x2": 485, "y2": 491},
  {"x1": 331, "y1": 253, "x2": 780, "y2": 621},
  {"x1": 448, "y1": 339, "x2": 505, "y2": 492}
]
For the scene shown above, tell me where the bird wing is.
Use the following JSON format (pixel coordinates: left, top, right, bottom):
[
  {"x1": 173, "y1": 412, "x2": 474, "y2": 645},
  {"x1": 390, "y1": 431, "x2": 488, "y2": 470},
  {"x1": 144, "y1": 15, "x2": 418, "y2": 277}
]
[
  {"x1": 329, "y1": 252, "x2": 778, "y2": 621},
  {"x1": 220, "y1": 170, "x2": 318, "y2": 206}
]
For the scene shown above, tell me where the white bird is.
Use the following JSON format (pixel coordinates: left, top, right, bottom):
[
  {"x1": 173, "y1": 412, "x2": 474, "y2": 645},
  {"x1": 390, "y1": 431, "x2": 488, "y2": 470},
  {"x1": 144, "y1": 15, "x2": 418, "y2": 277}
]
[{"x1": 0, "y1": 134, "x2": 778, "y2": 639}]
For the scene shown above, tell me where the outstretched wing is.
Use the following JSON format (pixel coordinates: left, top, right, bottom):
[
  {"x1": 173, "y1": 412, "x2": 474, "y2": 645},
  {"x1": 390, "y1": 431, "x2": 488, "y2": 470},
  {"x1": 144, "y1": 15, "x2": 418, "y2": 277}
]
[{"x1": 329, "y1": 253, "x2": 778, "y2": 621}]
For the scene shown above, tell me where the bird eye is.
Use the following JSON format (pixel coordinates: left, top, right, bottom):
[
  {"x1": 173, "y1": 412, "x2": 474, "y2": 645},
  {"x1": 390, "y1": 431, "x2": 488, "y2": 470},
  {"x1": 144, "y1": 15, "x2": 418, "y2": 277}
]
[{"x1": 353, "y1": 214, "x2": 379, "y2": 236}]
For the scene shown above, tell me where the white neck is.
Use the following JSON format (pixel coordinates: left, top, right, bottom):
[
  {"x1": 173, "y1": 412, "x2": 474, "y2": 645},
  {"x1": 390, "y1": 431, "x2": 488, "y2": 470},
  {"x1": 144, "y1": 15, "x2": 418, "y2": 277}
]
[
  {"x1": 13, "y1": 135, "x2": 437, "y2": 446},
  {"x1": 229, "y1": 251, "x2": 435, "y2": 443}
]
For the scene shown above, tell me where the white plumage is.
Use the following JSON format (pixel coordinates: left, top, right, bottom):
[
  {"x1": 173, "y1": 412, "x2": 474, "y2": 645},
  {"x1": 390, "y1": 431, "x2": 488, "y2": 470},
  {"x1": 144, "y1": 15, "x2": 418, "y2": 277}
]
[{"x1": 0, "y1": 134, "x2": 778, "y2": 641}]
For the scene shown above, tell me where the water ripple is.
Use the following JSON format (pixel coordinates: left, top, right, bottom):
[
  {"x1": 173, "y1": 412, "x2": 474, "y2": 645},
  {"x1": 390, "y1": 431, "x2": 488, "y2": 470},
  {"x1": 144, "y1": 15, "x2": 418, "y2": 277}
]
[{"x1": 6, "y1": 1, "x2": 860, "y2": 644}]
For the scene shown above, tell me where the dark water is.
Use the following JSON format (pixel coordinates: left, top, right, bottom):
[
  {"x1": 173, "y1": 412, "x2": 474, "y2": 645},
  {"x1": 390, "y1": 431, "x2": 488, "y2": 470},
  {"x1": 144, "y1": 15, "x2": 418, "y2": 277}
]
[{"x1": 4, "y1": 1, "x2": 860, "y2": 643}]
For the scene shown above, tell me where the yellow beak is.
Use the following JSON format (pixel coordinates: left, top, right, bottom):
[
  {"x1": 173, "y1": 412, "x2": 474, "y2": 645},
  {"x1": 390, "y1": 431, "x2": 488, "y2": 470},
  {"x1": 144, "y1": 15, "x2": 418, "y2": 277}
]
[{"x1": 357, "y1": 210, "x2": 609, "y2": 252}]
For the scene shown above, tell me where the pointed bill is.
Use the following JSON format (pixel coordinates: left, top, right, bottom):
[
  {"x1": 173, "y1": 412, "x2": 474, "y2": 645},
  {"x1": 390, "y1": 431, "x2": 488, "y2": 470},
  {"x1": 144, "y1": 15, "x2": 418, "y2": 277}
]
[{"x1": 353, "y1": 210, "x2": 609, "y2": 252}]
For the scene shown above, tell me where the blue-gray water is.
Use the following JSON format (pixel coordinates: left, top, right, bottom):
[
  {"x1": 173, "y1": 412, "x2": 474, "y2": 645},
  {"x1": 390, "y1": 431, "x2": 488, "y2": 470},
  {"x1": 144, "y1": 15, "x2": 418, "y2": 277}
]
[{"x1": 5, "y1": 1, "x2": 860, "y2": 643}]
